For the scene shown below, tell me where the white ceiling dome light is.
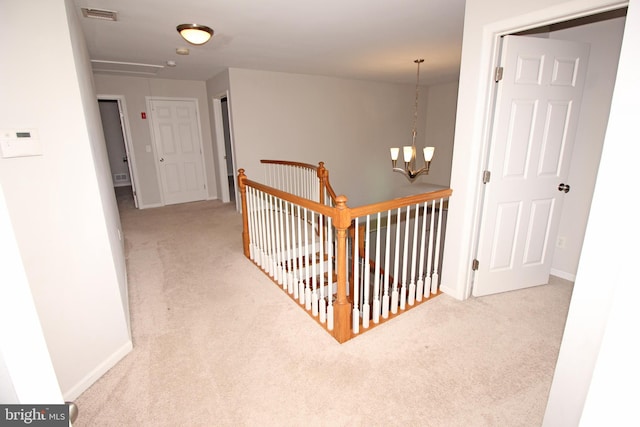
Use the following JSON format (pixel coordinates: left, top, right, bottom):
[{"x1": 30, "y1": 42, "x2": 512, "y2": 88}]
[{"x1": 176, "y1": 24, "x2": 214, "y2": 45}]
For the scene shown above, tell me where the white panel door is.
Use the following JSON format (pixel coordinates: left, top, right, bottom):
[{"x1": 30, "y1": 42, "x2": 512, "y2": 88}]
[
  {"x1": 473, "y1": 35, "x2": 590, "y2": 297},
  {"x1": 150, "y1": 99, "x2": 207, "y2": 205}
]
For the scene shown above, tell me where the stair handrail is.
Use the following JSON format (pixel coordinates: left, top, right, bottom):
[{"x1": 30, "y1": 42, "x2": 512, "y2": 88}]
[{"x1": 260, "y1": 159, "x2": 338, "y2": 206}]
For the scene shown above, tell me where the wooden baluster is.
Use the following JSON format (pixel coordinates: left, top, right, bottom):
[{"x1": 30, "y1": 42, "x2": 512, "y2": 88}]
[
  {"x1": 274, "y1": 196, "x2": 282, "y2": 284},
  {"x1": 352, "y1": 217, "x2": 360, "y2": 334},
  {"x1": 372, "y1": 212, "x2": 382, "y2": 324},
  {"x1": 280, "y1": 198, "x2": 288, "y2": 289},
  {"x1": 425, "y1": 200, "x2": 436, "y2": 298},
  {"x1": 391, "y1": 208, "x2": 401, "y2": 314},
  {"x1": 285, "y1": 201, "x2": 294, "y2": 295},
  {"x1": 256, "y1": 189, "x2": 266, "y2": 269},
  {"x1": 311, "y1": 211, "x2": 318, "y2": 316},
  {"x1": 267, "y1": 194, "x2": 275, "y2": 277},
  {"x1": 416, "y1": 201, "x2": 428, "y2": 302},
  {"x1": 319, "y1": 213, "x2": 326, "y2": 323},
  {"x1": 297, "y1": 204, "x2": 305, "y2": 304},
  {"x1": 304, "y1": 208, "x2": 311, "y2": 310},
  {"x1": 260, "y1": 192, "x2": 267, "y2": 272},
  {"x1": 326, "y1": 216, "x2": 334, "y2": 331},
  {"x1": 408, "y1": 203, "x2": 420, "y2": 306},
  {"x1": 400, "y1": 205, "x2": 411, "y2": 310},
  {"x1": 290, "y1": 202, "x2": 299, "y2": 299},
  {"x1": 247, "y1": 187, "x2": 256, "y2": 261},
  {"x1": 265, "y1": 192, "x2": 272, "y2": 274},
  {"x1": 278, "y1": 197, "x2": 286, "y2": 287},
  {"x1": 382, "y1": 210, "x2": 391, "y2": 319},
  {"x1": 362, "y1": 215, "x2": 371, "y2": 329},
  {"x1": 432, "y1": 198, "x2": 444, "y2": 294}
]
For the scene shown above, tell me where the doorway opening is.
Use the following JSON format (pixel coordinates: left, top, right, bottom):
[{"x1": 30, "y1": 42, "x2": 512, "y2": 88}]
[
  {"x1": 212, "y1": 92, "x2": 239, "y2": 210},
  {"x1": 221, "y1": 97, "x2": 235, "y2": 203},
  {"x1": 471, "y1": 7, "x2": 627, "y2": 297},
  {"x1": 98, "y1": 97, "x2": 139, "y2": 209}
]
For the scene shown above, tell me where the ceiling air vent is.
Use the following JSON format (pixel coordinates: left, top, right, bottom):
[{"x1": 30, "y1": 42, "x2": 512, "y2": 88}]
[{"x1": 81, "y1": 8, "x2": 118, "y2": 21}]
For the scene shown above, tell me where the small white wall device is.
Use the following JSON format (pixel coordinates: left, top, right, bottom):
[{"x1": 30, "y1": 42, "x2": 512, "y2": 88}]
[{"x1": 0, "y1": 129, "x2": 42, "y2": 158}]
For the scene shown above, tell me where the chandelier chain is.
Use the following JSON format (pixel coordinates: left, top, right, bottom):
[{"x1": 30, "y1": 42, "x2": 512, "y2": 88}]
[{"x1": 411, "y1": 59, "x2": 424, "y2": 146}]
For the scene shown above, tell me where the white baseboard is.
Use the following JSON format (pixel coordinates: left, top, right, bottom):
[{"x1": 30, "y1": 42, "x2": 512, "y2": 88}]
[
  {"x1": 440, "y1": 284, "x2": 466, "y2": 301},
  {"x1": 138, "y1": 202, "x2": 163, "y2": 209},
  {"x1": 62, "y1": 340, "x2": 132, "y2": 401},
  {"x1": 550, "y1": 268, "x2": 576, "y2": 282}
]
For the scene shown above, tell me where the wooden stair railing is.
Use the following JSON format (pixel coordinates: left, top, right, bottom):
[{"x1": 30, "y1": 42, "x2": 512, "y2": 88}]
[
  {"x1": 238, "y1": 163, "x2": 452, "y2": 344},
  {"x1": 261, "y1": 160, "x2": 338, "y2": 206}
]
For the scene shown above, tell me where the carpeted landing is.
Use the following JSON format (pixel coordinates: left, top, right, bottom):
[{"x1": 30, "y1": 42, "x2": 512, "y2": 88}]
[{"x1": 74, "y1": 197, "x2": 573, "y2": 426}]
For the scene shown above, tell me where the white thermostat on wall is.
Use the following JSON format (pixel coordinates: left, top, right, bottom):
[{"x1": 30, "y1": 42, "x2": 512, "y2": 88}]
[{"x1": 0, "y1": 129, "x2": 42, "y2": 158}]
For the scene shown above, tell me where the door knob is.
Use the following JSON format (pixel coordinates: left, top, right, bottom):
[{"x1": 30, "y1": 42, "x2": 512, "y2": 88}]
[
  {"x1": 558, "y1": 183, "x2": 570, "y2": 193},
  {"x1": 159, "y1": 158, "x2": 164, "y2": 162}
]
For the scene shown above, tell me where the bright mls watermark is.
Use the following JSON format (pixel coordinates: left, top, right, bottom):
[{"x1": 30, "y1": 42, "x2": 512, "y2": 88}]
[{"x1": 1, "y1": 405, "x2": 68, "y2": 426}]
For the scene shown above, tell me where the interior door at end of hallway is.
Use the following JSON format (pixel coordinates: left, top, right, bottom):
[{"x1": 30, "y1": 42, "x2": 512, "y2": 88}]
[
  {"x1": 473, "y1": 35, "x2": 590, "y2": 297},
  {"x1": 151, "y1": 99, "x2": 207, "y2": 205}
]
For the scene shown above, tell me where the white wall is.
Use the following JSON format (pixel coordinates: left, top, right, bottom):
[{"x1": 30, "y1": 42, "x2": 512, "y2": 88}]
[
  {"x1": 226, "y1": 68, "x2": 429, "y2": 207},
  {"x1": 0, "y1": 0, "x2": 131, "y2": 399},
  {"x1": 93, "y1": 75, "x2": 217, "y2": 207},
  {"x1": 66, "y1": 0, "x2": 132, "y2": 357},
  {"x1": 0, "y1": 184, "x2": 63, "y2": 404},
  {"x1": 423, "y1": 81, "x2": 459, "y2": 186},
  {"x1": 546, "y1": 1, "x2": 639, "y2": 424}
]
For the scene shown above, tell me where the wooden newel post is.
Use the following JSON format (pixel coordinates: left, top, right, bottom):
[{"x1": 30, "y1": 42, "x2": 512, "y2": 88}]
[
  {"x1": 317, "y1": 161, "x2": 326, "y2": 206},
  {"x1": 333, "y1": 195, "x2": 352, "y2": 343},
  {"x1": 238, "y1": 169, "x2": 250, "y2": 258}
]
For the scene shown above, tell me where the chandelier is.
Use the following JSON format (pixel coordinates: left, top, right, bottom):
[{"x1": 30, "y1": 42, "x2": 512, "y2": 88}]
[{"x1": 390, "y1": 59, "x2": 435, "y2": 182}]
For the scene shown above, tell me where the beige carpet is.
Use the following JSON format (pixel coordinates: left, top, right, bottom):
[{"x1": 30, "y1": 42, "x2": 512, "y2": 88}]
[{"x1": 75, "y1": 192, "x2": 573, "y2": 426}]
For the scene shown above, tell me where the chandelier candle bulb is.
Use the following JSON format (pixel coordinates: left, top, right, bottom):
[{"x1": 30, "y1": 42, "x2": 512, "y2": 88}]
[
  {"x1": 403, "y1": 146, "x2": 414, "y2": 163},
  {"x1": 423, "y1": 147, "x2": 435, "y2": 162}
]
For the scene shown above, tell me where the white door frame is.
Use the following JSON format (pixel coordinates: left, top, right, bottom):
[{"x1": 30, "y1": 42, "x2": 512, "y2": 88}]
[
  {"x1": 145, "y1": 96, "x2": 208, "y2": 206},
  {"x1": 457, "y1": 2, "x2": 628, "y2": 300},
  {"x1": 212, "y1": 91, "x2": 240, "y2": 211},
  {"x1": 97, "y1": 94, "x2": 140, "y2": 208}
]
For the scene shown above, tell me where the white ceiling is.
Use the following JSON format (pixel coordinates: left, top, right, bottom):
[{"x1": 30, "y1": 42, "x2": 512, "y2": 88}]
[{"x1": 73, "y1": 0, "x2": 465, "y2": 85}]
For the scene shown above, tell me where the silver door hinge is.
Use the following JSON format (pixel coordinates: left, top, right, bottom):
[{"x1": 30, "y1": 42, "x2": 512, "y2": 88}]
[
  {"x1": 495, "y1": 66, "x2": 504, "y2": 82},
  {"x1": 482, "y1": 170, "x2": 491, "y2": 184},
  {"x1": 472, "y1": 259, "x2": 479, "y2": 271}
]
